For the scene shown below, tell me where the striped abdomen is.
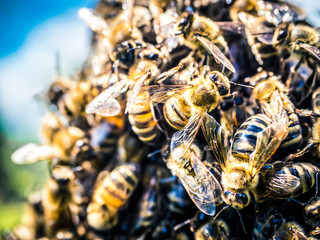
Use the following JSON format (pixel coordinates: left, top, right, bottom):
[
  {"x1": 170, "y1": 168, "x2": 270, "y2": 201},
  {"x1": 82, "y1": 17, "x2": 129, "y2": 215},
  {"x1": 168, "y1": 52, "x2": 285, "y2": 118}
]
[
  {"x1": 231, "y1": 114, "x2": 272, "y2": 160},
  {"x1": 90, "y1": 121, "x2": 122, "y2": 156},
  {"x1": 279, "y1": 112, "x2": 302, "y2": 154},
  {"x1": 93, "y1": 163, "x2": 140, "y2": 209},
  {"x1": 246, "y1": 32, "x2": 279, "y2": 68},
  {"x1": 129, "y1": 91, "x2": 161, "y2": 144},
  {"x1": 163, "y1": 96, "x2": 192, "y2": 130},
  {"x1": 273, "y1": 162, "x2": 319, "y2": 198}
]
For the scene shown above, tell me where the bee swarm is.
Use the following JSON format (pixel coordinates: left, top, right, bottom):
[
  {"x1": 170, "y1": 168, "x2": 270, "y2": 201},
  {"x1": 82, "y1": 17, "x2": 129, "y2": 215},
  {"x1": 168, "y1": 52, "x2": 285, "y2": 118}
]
[{"x1": 5, "y1": 0, "x2": 320, "y2": 239}]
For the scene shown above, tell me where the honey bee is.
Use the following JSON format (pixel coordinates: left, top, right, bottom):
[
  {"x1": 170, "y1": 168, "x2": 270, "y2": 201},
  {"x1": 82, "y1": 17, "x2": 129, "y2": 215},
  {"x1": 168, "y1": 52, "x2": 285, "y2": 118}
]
[
  {"x1": 236, "y1": 12, "x2": 280, "y2": 69},
  {"x1": 272, "y1": 22, "x2": 320, "y2": 65},
  {"x1": 117, "y1": 131, "x2": 148, "y2": 163},
  {"x1": 42, "y1": 166, "x2": 74, "y2": 237},
  {"x1": 193, "y1": 215, "x2": 230, "y2": 240},
  {"x1": 304, "y1": 197, "x2": 320, "y2": 238},
  {"x1": 131, "y1": 165, "x2": 169, "y2": 237},
  {"x1": 174, "y1": 9, "x2": 236, "y2": 73},
  {"x1": 86, "y1": 163, "x2": 140, "y2": 231},
  {"x1": 86, "y1": 46, "x2": 166, "y2": 117},
  {"x1": 128, "y1": 90, "x2": 163, "y2": 145},
  {"x1": 11, "y1": 114, "x2": 85, "y2": 165},
  {"x1": 220, "y1": 92, "x2": 254, "y2": 137},
  {"x1": 249, "y1": 70, "x2": 303, "y2": 155}
]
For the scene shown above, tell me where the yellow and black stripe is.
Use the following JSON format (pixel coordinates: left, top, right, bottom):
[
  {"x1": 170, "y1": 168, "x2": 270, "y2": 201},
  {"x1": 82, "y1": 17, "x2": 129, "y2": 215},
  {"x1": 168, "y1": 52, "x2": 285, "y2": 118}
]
[
  {"x1": 128, "y1": 91, "x2": 161, "y2": 144},
  {"x1": 231, "y1": 114, "x2": 272, "y2": 160}
]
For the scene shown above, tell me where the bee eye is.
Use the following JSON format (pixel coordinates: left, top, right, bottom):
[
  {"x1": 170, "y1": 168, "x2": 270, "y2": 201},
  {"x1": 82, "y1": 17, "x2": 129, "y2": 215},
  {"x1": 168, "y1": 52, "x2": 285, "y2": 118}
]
[
  {"x1": 178, "y1": 17, "x2": 188, "y2": 27},
  {"x1": 218, "y1": 86, "x2": 229, "y2": 96},
  {"x1": 209, "y1": 73, "x2": 218, "y2": 82},
  {"x1": 147, "y1": 53, "x2": 159, "y2": 61},
  {"x1": 277, "y1": 29, "x2": 287, "y2": 42}
]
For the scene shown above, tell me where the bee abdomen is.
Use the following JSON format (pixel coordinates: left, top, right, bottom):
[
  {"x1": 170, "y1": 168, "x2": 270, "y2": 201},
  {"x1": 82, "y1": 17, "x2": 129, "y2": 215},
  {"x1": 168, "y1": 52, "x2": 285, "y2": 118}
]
[
  {"x1": 129, "y1": 92, "x2": 161, "y2": 144},
  {"x1": 276, "y1": 163, "x2": 319, "y2": 197},
  {"x1": 97, "y1": 164, "x2": 140, "y2": 208},
  {"x1": 279, "y1": 113, "x2": 302, "y2": 153},
  {"x1": 232, "y1": 114, "x2": 271, "y2": 159},
  {"x1": 164, "y1": 97, "x2": 191, "y2": 130}
]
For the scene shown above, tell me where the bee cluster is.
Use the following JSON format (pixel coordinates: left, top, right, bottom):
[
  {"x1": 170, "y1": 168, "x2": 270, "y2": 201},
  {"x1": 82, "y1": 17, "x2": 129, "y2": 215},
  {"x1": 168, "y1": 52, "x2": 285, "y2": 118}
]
[{"x1": 5, "y1": 0, "x2": 320, "y2": 239}]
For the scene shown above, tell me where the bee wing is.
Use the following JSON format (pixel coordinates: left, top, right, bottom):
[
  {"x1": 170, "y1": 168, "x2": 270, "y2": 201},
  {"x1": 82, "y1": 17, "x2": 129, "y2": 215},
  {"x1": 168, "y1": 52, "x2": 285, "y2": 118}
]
[
  {"x1": 78, "y1": 8, "x2": 108, "y2": 34},
  {"x1": 215, "y1": 21, "x2": 246, "y2": 35},
  {"x1": 145, "y1": 84, "x2": 193, "y2": 105},
  {"x1": 262, "y1": 173, "x2": 301, "y2": 198},
  {"x1": 86, "y1": 79, "x2": 129, "y2": 116},
  {"x1": 201, "y1": 113, "x2": 229, "y2": 169},
  {"x1": 125, "y1": 71, "x2": 150, "y2": 114},
  {"x1": 170, "y1": 112, "x2": 204, "y2": 161},
  {"x1": 11, "y1": 143, "x2": 58, "y2": 164},
  {"x1": 195, "y1": 35, "x2": 236, "y2": 73},
  {"x1": 297, "y1": 42, "x2": 320, "y2": 64},
  {"x1": 176, "y1": 151, "x2": 221, "y2": 215},
  {"x1": 238, "y1": 12, "x2": 274, "y2": 45},
  {"x1": 249, "y1": 118, "x2": 289, "y2": 177}
]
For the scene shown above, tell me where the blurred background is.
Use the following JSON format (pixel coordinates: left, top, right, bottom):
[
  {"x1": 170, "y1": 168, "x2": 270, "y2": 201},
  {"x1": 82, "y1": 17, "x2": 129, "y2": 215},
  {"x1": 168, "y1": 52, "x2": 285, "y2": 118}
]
[
  {"x1": 0, "y1": 0, "x2": 319, "y2": 232},
  {"x1": 0, "y1": 0, "x2": 97, "y2": 230}
]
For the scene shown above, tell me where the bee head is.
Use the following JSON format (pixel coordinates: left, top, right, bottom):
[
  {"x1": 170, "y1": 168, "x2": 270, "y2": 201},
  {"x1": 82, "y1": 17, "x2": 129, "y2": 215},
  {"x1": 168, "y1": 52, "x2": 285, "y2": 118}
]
[
  {"x1": 273, "y1": 23, "x2": 290, "y2": 46},
  {"x1": 222, "y1": 189, "x2": 250, "y2": 209},
  {"x1": 209, "y1": 72, "x2": 231, "y2": 98},
  {"x1": 175, "y1": 11, "x2": 194, "y2": 35}
]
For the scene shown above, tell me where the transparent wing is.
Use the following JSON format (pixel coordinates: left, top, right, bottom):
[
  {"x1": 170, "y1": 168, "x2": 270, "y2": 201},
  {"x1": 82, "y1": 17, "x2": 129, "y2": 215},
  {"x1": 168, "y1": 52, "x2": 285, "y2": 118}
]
[
  {"x1": 249, "y1": 116, "x2": 289, "y2": 177},
  {"x1": 11, "y1": 143, "x2": 58, "y2": 164},
  {"x1": 157, "y1": 65, "x2": 183, "y2": 83},
  {"x1": 125, "y1": 71, "x2": 150, "y2": 114},
  {"x1": 78, "y1": 8, "x2": 108, "y2": 35},
  {"x1": 146, "y1": 84, "x2": 193, "y2": 105},
  {"x1": 257, "y1": 1, "x2": 305, "y2": 25},
  {"x1": 170, "y1": 112, "x2": 204, "y2": 161},
  {"x1": 201, "y1": 113, "x2": 229, "y2": 169},
  {"x1": 86, "y1": 79, "x2": 129, "y2": 116},
  {"x1": 298, "y1": 42, "x2": 320, "y2": 63},
  {"x1": 215, "y1": 21, "x2": 246, "y2": 35},
  {"x1": 176, "y1": 151, "x2": 221, "y2": 215},
  {"x1": 238, "y1": 11, "x2": 274, "y2": 45},
  {"x1": 196, "y1": 35, "x2": 236, "y2": 73},
  {"x1": 262, "y1": 173, "x2": 300, "y2": 198}
]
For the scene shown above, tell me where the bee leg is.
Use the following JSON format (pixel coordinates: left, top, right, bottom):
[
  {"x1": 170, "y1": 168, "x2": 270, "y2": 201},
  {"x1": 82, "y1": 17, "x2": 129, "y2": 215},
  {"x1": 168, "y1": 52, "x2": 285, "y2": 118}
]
[
  {"x1": 295, "y1": 108, "x2": 320, "y2": 118},
  {"x1": 108, "y1": 60, "x2": 120, "y2": 84},
  {"x1": 286, "y1": 56, "x2": 304, "y2": 88},
  {"x1": 281, "y1": 141, "x2": 315, "y2": 163},
  {"x1": 235, "y1": 207, "x2": 247, "y2": 234}
]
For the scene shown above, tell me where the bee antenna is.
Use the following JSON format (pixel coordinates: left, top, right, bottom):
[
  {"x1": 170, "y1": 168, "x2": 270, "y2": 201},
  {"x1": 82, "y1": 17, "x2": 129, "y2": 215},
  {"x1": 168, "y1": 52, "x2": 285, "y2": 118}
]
[
  {"x1": 173, "y1": 218, "x2": 192, "y2": 231},
  {"x1": 228, "y1": 81, "x2": 254, "y2": 89},
  {"x1": 213, "y1": 205, "x2": 230, "y2": 220},
  {"x1": 147, "y1": 149, "x2": 162, "y2": 158},
  {"x1": 235, "y1": 207, "x2": 247, "y2": 234}
]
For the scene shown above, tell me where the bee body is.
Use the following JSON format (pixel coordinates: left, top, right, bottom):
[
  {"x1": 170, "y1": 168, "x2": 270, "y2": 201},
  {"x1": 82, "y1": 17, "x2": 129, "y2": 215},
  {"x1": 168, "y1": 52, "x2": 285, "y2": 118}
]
[
  {"x1": 231, "y1": 113, "x2": 272, "y2": 160},
  {"x1": 87, "y1": 163, "x2": 140, "y2": 231},
  {"x1": 129, "y1": 91, "x2": 161, "y2": 144}
]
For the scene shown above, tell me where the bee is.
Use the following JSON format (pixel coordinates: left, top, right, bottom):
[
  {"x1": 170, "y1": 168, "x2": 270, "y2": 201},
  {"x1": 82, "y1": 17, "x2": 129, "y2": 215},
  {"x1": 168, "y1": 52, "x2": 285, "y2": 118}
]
[
  {"x1": 86, "y1": 46, "x2": 166, "y2": 117},
  {"x1": 220, "y1": 92, "x2": 254, "y2": 137},
  {"x1": 193, "y1": 215, "x2": 230, "y2": 240},
  {"x1": 131, "y1": 165, "x2": 169, "y2": 237},
  {"x1": 174, "y1": 9, "x2": 235, "y2": 73},
  {"x1": 236, "y1": 12, "x2": 280, "y2": 69},
  {"x1": 42, "y1": 166, "x2": 74, "y2": 237},
  {"x1": 117, "y1": 131, "x2": 148, "y2": 163},
  {"x1": 11, "y1": 114, "x2": 85, "y2": 165},
  {"x1": 249, "y1": 70, "x2": 303, "y2": 156},
  {"x1": 310, "y1": 88, "x2": 320, "y2": 157},
  {"x1": 128, "y1": 90, "x2": 163, "y2": 145},
  {"x1": 272, "y1": 23, "x2": 320, "y2": 64},
  {"x1": 86, "y1": 163, "x2": 140, "y2": 231},
  {"x1": 304, "y1": 197, "x2": 320, "y2": 238}
]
